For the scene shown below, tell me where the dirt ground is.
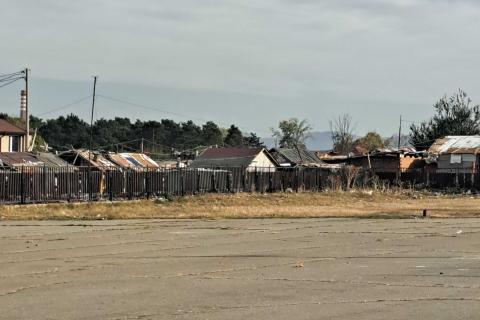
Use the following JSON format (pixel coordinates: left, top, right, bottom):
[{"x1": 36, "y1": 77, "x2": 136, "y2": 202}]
[
  {"x1": 1, "y1": 218, "x2": 480, "y2": 319},
  {"x1": 2, "y1": 191, "x2": 480, "y2": 220}
]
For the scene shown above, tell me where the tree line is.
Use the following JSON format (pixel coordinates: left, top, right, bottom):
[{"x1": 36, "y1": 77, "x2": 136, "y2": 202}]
[
  {"x1": 2, "y1": 89, "x2": 478, "y2": 157},
  {"x1": 0, "y1": 113, "x2": 264, "y2": 158}
]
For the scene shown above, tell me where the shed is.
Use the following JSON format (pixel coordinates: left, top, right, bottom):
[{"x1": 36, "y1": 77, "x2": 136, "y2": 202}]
[
  {"x1": 0, "y1": 152, "x2": 43, "y2": 169},
  {"x1": 34, "y1": 152, "x2": 75, "y2": 168},
  {"x1": 269, "y1": 148, "x2": 323, "y2": 167},
  {"x1": 189, "y1": 147, "x2": 277, "y2": 172},
  {"x1": 59, "y1": 149, "x2": 117, "y2": 171},
  {"x1": 428, "y1": 136, "x2": 480, "y2": 173}
]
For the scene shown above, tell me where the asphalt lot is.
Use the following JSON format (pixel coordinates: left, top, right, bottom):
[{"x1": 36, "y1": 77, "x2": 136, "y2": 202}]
[{"x1": 1, "y1": 218, "x2": 480, "y2": 319}]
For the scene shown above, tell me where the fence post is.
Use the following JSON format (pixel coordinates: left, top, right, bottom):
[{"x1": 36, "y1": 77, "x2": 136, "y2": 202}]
[
  {"x1": 211, "y1": 171, "x2": 216, "y2": 193},
  {"x1": 294, "y1": 169, "x2": 299, "y2": 193},
  {"x1": 66, "y1": 165, "x2": 71, "y2": 203},
  {"x1": 109, "y1": 170, "x2": 114, "y2": 201},
  {"x1": 196, "y1": 170, "x2": 201, "y2": 194},
  {"x1": 242, "y1": 167, "x2": 246, "y2": 192},
  {"x1": 146, "y1": 170, "x2": 150, "y2": 200},
  {"x1": 20, "y1": 166, "x2": 25, "y2": 204},
  {"x1": 227, "y1": 171, "x2": 232, "y2": 193},
  {"x1": 268, "y1": 171, "x2": 273, "y2": 193},
  {"x1": 43, "y1": 164, "x2": 47, "y2": 202},
  {"x1": 128, "y1": 171, "x2": 133, "y2": 200},
  {"x1": 180, "y1": 169, "x2": 185, "y2": 196}
]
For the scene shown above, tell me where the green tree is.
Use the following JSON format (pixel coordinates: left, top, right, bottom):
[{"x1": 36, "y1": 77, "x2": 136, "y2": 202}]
[
  {"x1": 224, "y1": 125, "x2": 243, "y2": 147},
  {"x1": 244, "y1": 132, "x2": 265, "y2": 148},
  {"x1": 177, "y1": 121, "x2": 202, "y2": 149},
  {"x1": 353, "y1": 132, "x2": 384, "y2": 151},
  {"x1": 201, "y1": 121, "x2": 223, "y2": 146},
  {"x1": 410, "y1": 90, "x2": 480, "y2": 150},
  {"x1": 39, "y1": 114, "x2": 90, "y2": 149},
  {"x1": 271, "y1": 118, "x2": 311, "y2": 148}
]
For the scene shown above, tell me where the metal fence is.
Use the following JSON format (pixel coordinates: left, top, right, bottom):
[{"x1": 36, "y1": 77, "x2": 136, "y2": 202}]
[{"x1": 0, "y1": 166, "x2": 479, "y2": 204}]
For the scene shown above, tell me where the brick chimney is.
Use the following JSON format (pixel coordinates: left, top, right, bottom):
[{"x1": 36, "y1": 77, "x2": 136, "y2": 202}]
[{"x1": 20, "y1": 90, "x2": 27, "y2": 122}]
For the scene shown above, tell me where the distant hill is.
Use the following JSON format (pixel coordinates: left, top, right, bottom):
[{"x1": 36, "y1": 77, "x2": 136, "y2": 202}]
[{"x1": 262, "y1": 131, "x2": 333, "y2": 151}]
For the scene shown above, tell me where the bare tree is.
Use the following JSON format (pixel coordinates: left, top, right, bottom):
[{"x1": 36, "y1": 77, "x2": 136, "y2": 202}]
[{"x1": 330, "y1": 114, "x2": 355, "y2": 154}]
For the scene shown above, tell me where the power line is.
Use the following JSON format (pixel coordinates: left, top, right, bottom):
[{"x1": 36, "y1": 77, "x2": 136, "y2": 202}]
[
  {"x1": 0, "y1": 70, "x2": 25, "y2": 88},
  {"x1": 0, "y1": 75, "x2": 23, "y2": 83},
  {"x1": 96, "y1": 93, "x2": 257, "y2": 133},
  {"x1": 36, "y1": 95, "x2": 92, "y2": 117},
  {"x1": 0, "y1": 71, "x2": 24, "y2": 78},
  {"x1": 0, "y1": 78, "x2": 22, "y2": 88},
  {"x1": 402, "y1": 119, "x2": 423, "y2": 124},
  {"x1": 96, "y1": 94, "x2": 215, "y2": 124}
]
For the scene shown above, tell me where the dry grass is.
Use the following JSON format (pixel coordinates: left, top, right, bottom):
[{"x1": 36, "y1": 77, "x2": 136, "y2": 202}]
[{"x1": 1, "y1": 190, "x2": 480, "y2": 220}]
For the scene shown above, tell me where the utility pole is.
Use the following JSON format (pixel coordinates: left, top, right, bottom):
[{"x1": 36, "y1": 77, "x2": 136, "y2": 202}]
[
  {"x1": 397, "y1": 115, "x2": 402, "y2": 149},
  {"x1": 24, "y1": 68, "x2": 29, "y2": 152},
  {"x1": 141, "y1": 138, "x2": 144, "y2": 153},
  {"x1": 152, "y1": 128, "x2": 155, "y2": 155},
  {"x1": 88, "y1": 76, "x2": 98, "y2": 200}
]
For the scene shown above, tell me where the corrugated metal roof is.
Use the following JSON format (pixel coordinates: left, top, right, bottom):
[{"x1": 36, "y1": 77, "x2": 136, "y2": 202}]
[
  {"x1": 123, "y1": 153, "x2": 159, "y2": 168},
  {"x1": 428, "y1": 136, "x2": 480, "y2": 154},
  {"x1": 60, "y1": 149, "x2": 117, "y2": 170},
  {"x1": 0, "y1": 152, "x2": 43, "y2": 167},
  {"x1": 34, "y1": 152, "x2": 72, "y2": 167},
  {"x1": 0, "y1": 119, "x2": 25, "y2": 135},
  {"x1": 107, "y1": 153, "x2": 136, "y2": 169},
  {"x1": 107, "y1": 153, "x2": 159, "y2": 170},
  {"x1": 270, "y1": 148, "x2": 322, "y2": 166}
]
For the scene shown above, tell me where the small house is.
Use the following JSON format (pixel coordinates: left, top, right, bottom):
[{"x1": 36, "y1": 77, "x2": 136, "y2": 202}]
[
  {"x1": 0, "y1": 119, "x2": 28, "y2": 152},
  {"x1": 320, "y1": 148, "x2": 425, "y2": 172},
  {"x1": 189, "y1": 147, "x2": 278, "y2": 172},
  {"x1": 428, "y1": 136, "x2": 480, "y2": 173}
]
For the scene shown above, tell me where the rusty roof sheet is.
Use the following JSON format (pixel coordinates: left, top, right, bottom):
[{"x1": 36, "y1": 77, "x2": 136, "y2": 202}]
[
  {"x1": 66, "y1": 149, "x2": 118, "y2": 169},
  {"x1": 107, "y1": 153, "x2": 136, "y2": 169},
  {"x1": 107, "y1": 153, "x2": 159, "y2": 170},
  {"x1": 0, "y1": 152, "x2": 43, "y2": 167},
  {"x1": 121, "y1": 153, "x2": 159, "y2": 168},
  {"x1": 428, "y1": 136, "x2": 480, "y2": 155}
]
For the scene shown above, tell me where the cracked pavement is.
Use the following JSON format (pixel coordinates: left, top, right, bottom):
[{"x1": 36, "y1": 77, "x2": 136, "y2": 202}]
[{"x1": 1, "y1": 218, "x2": 480, "y2": 319}]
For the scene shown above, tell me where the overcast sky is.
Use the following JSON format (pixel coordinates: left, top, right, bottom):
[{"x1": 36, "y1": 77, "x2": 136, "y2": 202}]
[{"x1": 1, "y1": 0, "x2": 479, "y2": 136}]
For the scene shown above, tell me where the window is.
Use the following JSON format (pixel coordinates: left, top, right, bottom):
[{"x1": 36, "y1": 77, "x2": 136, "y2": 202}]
[
  {"x1": 450, "y1": 154, "x2": 462, "y2": 164},
  {"x1": 463, "y1": 154, "x2": 475, "y2": 162},
  {"x1": 9, "y1": 136, "x2": 20, "y2": 152}
]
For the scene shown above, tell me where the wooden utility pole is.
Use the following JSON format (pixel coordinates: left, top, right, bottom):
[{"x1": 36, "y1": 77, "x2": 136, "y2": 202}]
[
  {"x1": 24, "y1": 68, "x2": 29, "y2": 151},
  {"x1": 397, "y1": 115, "x2": 402, "y2": 149},
  {"x1": 88, "y1": 76, "x2": 98, "y2": 200}
]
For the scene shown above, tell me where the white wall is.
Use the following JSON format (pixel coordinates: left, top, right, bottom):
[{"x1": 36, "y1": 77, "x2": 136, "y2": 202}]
[{"x1": 247, "y1": 151, "x2": 276, "y2": 172}]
